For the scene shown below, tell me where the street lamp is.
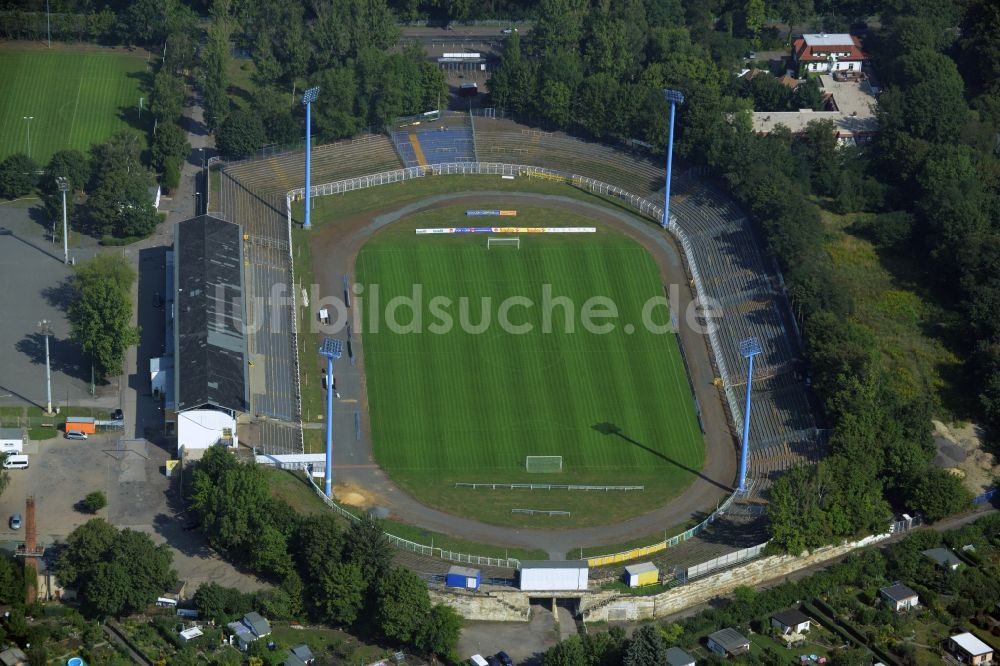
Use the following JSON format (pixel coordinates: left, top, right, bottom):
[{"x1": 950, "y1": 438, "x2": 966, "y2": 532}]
[
  {"x1": 56, "y1": 176, "x2": 69, "y2": 264},
  {"x1": 737, "y1": 336, "x2": 762, "y2": 493},
  {"x1": 194, "y1": 191, "x2": 201, "y2": 215},
  {"x1": 38, "y1": 320, "x2": 54, "y2": 416},
  {"x1": 302, "y1": 86, "x2": 320, "y2": 230},
  {"x1": 22, "y1": 116, "x2": 34, "y2": 159},
  {"x1": 662, "y1": 89, "x2": 685, "y2": 229},
  {"x1": 319, "y1": 337, "x2": 342, "y2": 498},
  {"x1": 46, "y1": 0, "x2": 51, "y2": 48}
]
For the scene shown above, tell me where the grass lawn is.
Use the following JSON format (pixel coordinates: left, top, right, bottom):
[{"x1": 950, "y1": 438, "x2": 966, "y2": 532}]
[
  {"x1": 352, "y1": 204, "x2": 702, "y2": 528},
  {"x1": 0, "y1": 45, "x2": 152, "y2": 164}
]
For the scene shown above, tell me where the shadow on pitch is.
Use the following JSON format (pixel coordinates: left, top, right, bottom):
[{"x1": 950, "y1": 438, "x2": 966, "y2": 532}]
[{"x1": 591, "y1": 421, "x2": 731, "y2": 492}]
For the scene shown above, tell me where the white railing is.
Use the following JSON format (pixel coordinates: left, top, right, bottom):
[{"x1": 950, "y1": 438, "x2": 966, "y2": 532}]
[
  {"x1": 304, "y1": 474, "x2": 521, "y2": 570},
  {"x1": 683, "y1": 541, "x2": 769, "y2": 581}
]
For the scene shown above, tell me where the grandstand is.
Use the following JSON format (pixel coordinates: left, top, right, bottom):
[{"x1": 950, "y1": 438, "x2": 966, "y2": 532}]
[
  {"x1": 390, "y1": 114, "x2": 476, "y2": 167},
  {"x1": 473, "y1": 117, "x2": 665, "y2": 197},
  {"x1": 669, "y1": 174, "x2": 823, "y2": 496}
]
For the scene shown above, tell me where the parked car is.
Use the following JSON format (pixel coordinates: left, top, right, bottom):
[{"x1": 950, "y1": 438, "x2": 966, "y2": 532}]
[
  {"x1": 496, "y1": 652, "x2": 514, "y2": 666},
  {"x1": 112, "y1": 408, "x2": 123, "y2": 421},
  {"x1": 486, "y1": 656, "x2": 501, "y2": 666},
  {"x1": 502, "y1": 27, "x2": 517, "y2": 34},
  {"x1": 10, "y1": 513, "x2": 22, "y2": 530},
  {"x1": 65, "y1": 430, "x2": 88, "y2": 440},
  {"x1": 468, "y1": 656, "x2": 489, "y2": 666}
]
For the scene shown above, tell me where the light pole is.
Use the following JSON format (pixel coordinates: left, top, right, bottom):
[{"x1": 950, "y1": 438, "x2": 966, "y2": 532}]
[
  {"x1": 56, "y1": 176, "x2": 69, "y2": 264},
  {"x1": 46, "y1": 0, "x2": 51, "y2": 48},
  {"x1": 662, "y1": 89, "x2": 685, "y2": 229},
  {"x1": 302, "y1": 86, "x2": 320, "y2": 230},
  {"x1": 22, "y1": 116, "x2": 34, "y2": 159},
  {"x1": 38, "y1": 320, "x2": 54, "y2": 416},
  {"x1": 319, "y1": 338, "x2": 342, "y2": 497},
  {"x1": 737, "y1": 337, "x2": 762, "y2": 493},
  {"x1": 194, "y1": 191, "x2": 201, "y2": 215},
  {"x1": 138, "y1": 97, "x2": 143, "y2": 120}
]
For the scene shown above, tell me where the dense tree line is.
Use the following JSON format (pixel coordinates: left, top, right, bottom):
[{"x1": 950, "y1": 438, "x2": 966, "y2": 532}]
[{"x1": 187, "y1": 447, "x2": 462, "y2": 661}]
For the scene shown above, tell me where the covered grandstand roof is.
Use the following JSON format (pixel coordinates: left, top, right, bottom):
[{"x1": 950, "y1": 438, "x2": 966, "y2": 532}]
[{"x1": 174, "y1": 215, "x2": 249, "y2": 414}]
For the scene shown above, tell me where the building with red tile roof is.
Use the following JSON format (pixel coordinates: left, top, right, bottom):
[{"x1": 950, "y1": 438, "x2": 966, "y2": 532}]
[{"x1": 793, "y1": 33, "x2": 867, "y2": 76}]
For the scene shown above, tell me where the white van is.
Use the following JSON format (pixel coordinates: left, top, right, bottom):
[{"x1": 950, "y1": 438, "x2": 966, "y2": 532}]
[
  {"x1": 468, "y1": 656, "x2": 489, "y2": 666},
  {"x1": 3, "y1": 454, "x2": 29, "y2": 469}
]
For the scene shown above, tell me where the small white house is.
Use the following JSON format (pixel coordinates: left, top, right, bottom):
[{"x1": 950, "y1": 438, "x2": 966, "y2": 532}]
[
  {"x1": 880, "y1": 582, "x2": 919, "y2": 612},
  {"x1": 771, "y1": 608, "x2": 811, "y2": 634},
  {"x1": 518, "y1": 561, "x2": 589, "y2": 591},
  {"x1": 179, "y1": 626, "x2": 203, "y2": 642},
  {"x1": 0, "y1": 428, "x2": 24, "y2": 454}
]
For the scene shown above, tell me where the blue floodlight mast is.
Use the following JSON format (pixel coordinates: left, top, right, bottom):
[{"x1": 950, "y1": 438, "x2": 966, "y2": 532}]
[
  {"x1": 302, "y1": 86, "x2": 320, "y2": 230},
  {"x1": 737, "y1": 337, "x2": 762, "y2": 493},
  {"x1": 319, "y1": 337, "x2": 342, "y2": 497},
  {"x1": 662, "y1": 89, "x2": 685, "y2": 229}
]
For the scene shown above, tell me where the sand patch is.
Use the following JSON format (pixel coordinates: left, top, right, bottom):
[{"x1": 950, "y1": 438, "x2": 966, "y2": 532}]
[
  {"x1": 332, "y1": 482, "x2": 384, "y2": 509},
  {"x1": 933, "y1": 420, "x2": 998, "y2": 495}
]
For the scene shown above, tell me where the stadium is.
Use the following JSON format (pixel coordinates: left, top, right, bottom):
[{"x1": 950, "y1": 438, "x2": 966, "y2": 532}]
[{"x1": 219, "y1": 110, "x2": 822, "y2": 580}]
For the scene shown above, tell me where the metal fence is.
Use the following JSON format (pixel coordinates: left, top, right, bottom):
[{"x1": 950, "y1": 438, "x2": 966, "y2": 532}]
[
  {"x1": 679, "y1": 541, "x2": 769, "y2": 582},
  {"x1": 304, "y1": 474, "x2": 520, "y2": 570},
  {"x1": 972, "y1": 488, "x2": 996, "y2": 505}
]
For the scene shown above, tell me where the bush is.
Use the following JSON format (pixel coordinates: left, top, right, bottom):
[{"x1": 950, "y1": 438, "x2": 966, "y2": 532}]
[
  {"x1": 0, "y1": 153, "x2": 38, "y2": 199},
  {"x1": 82, "y1": 491, "x2": 107, "y2": 513}
]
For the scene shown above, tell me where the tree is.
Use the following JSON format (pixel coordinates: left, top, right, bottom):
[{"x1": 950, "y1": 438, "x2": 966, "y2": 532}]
[
  {"x1": 216, "y1": 109, "x2": 267, "y2": 159},
  {"x1": 419, "y1": 603, "x2": 462, "y2": 660},
  {"x1": 344, "y1": 514, "x2": 391, "y2": 582},
  {"x1": 55, "y1": 520, "x2": 175, "y2": 617},
  {"x1": 0, "y1": 153, "x2": 37, "y2": 199},
  {"x1": 116, "y1": 0, "x2": 167, "y2": 46},
  {"x1": 905, "y1": 467, "x2": 972, "y2": 522},
  {"x1": 623, "y1": 624, "x2": 668, "y2": 666},
  {"x1": 150, "y1": 69, "x2": 186, "y2": 123},
  {"x1": 375, "y1": 567, "x2": 431, "y2": 643},
  {"x1": 87, "y1": 167, "x2": 158, "y2": 238},
  {"x1": 543, "y1": 636, "x2": 586, "y2": 666},
  {"x1": 44, "y1": 149, "x2": 89, "y2": 194},
  {"x1": 193, "y1": 582, "x2": 255, "y2": 624},
  {"x1": 81, "y1": 491, "x2": 107, "y2": 514},
  {"x1": 314, "y1": 561, "x2": 366, "y2": 625},
  {"x1": 67, "y1": 254, "x2": 140, "y2": 378},
  {"x1": 90, "y1": 131, "x2": 144, "y2": 185},
  {"x1": 151, "y1": 121, "x2": 190, "y2": 174},
  {"x1": 541, "y1": 80, "x2": 573, "y2": 128},
  {"x1": 292, "y1": 513, "x2": 343, "y2": 580}
]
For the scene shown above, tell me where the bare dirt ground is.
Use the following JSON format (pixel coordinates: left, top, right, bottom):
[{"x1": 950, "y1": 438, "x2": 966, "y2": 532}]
[
  {"x1": 307, "y1": 189, "x2": 738, "y2": 558},
  {"x1": 933, "y1": 419, "x2": 997, "y2": 495}
]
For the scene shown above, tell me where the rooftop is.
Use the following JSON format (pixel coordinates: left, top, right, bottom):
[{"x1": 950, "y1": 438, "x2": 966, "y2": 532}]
[
  {"x1": 708, "y1": 627, "x2": 750, "y2": 651},
  {"x1": 448, "y1": 565, "x2": 480, "y2": 577},
  {"x1": 752, "y1": 75, "x2": 878, "y2": 136},
  {"x1": 0, "y1": 428, "x2": 22, "y2": 440},
  {"x1": 802, "y1": 32, "x2": 856, "y2": 46},
  {"x1": 625, "y1": 562, "x2": 659, "y2": 575},
  {"x1": 880, "y1": 582, "x2": 919, "y2": 602},
  {"x1": 923, "y1": 547, "x2": 962, "y2": 568},
  {"x1": 174, "y1": 215, "x2": 248, "y2": 414},
  {"x1": 520, "y1": 560, "x2": 588, "y2": 569},
  {"x1": 951, "y1": 632, "x2": 993, "y2": 656},
  {"x1": 666, "y1": 646, "x2": 697, "y2": 666},
  {"x1": 772, "y1": 608, "x2": 811, "y2": 626}
]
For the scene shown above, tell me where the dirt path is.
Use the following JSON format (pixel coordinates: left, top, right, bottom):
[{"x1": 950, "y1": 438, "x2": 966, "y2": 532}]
[{"x1": 309, "y1": 191, "x2": 737, "y2": 558}]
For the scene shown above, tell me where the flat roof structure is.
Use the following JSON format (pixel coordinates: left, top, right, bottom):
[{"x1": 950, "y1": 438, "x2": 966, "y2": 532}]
[
  {"x1": 950, "y1": 632, "x2": 992, "y2": 656},
  {"x1": 174, "y1": 215, "x2": 249, "y2": 414},
  {"x1": 751, "y1": 75, "x2": 878, "y2": 138}
]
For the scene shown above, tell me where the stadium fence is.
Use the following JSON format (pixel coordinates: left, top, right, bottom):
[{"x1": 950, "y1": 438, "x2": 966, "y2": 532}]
[
  {"x1": 304, "y1": 473, "x2": 521, "y2": 570},
  {"x1": 678, "y1": 542, "x2": 769, "y2": 582},
  {"x1": 455, "y1": 483, "x2": 645, "y2": 491}
]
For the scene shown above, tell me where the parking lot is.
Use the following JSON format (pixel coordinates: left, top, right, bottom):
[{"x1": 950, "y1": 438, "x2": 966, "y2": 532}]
[{"x1": 0, "y1": 430, "x2": 266, "y2": 593}]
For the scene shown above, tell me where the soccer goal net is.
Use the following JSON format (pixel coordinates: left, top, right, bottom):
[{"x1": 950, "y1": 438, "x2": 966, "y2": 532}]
[
  {"x1": 526, "y1": 456, "x2": 563, "y2": 473},
  {"x1": 487, "y1": 236, "x2": 520, "y2": 249}
]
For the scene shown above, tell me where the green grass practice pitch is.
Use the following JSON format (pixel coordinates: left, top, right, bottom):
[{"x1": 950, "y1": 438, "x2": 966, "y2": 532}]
[
  {"x1": 0, "y1": 46, "x2": 150, "y2": 164},
  {"x1": 355, "y1": 205, "x2": 704, "y2": 527}
]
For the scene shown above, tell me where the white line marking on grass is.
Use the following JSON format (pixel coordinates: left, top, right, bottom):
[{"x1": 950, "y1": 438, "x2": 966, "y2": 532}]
[{"x1": 69, "y1": 63, "x2": 85, "y2": 145}]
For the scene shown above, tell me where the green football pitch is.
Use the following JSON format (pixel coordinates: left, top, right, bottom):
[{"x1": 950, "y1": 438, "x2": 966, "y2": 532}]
[
  {"x1": 0, "y1": 47, "x2": 151, "y2": 164},
  {"x1": 356, "y1": 205, "x2": 704, "y2": 527}
]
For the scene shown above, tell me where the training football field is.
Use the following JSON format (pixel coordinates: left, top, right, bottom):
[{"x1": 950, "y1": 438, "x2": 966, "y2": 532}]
[
  {"x1": 356, "y1": 205, "x2": 704, "y2": 527},
  {"x1": 0, "y1": 46, "x2": 150, "y2": 164}
]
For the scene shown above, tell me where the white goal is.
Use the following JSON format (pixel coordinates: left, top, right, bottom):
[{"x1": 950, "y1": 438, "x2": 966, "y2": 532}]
[
  {"x1": 487, "y1": 236, "x2": 520, "y2": 249},
  {"x1": 526, "y1": 455, "x2": 563, "y2": 473}
]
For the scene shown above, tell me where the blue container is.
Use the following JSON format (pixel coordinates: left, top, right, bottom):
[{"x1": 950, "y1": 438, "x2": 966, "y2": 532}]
[{"x1": 446, "y1": 565, "x2": 481, "y2": 590}]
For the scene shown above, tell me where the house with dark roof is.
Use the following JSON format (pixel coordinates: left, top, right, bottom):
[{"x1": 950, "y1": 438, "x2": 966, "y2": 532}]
[
  {"x1": 923, "y1": 547, "x2": 962, "y2": 570},
  {"x1": 707, "y1": 627, "x2": 750, "y2": 657},
  {"x1": 880, "y1": 582, "x2": 919, "y2": 612},
  {"x1": 792, "y1": 33, "x2": 867, "y2": 76},
  {"x1": 666, "y1": 646, "x2": 697, "y2": 666},
  {"x1": 284, "y1": 644, "x2": 316, "y2": 666},
  {"x1": 170, "y1": 215, "x2": 248, "y2": 458},
  {"x1": 227, "y1": 611, "x2": 272, "y2": 651},
  {"x1": 771, "y1": 608, "x2": 811, "y2": 634}
]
